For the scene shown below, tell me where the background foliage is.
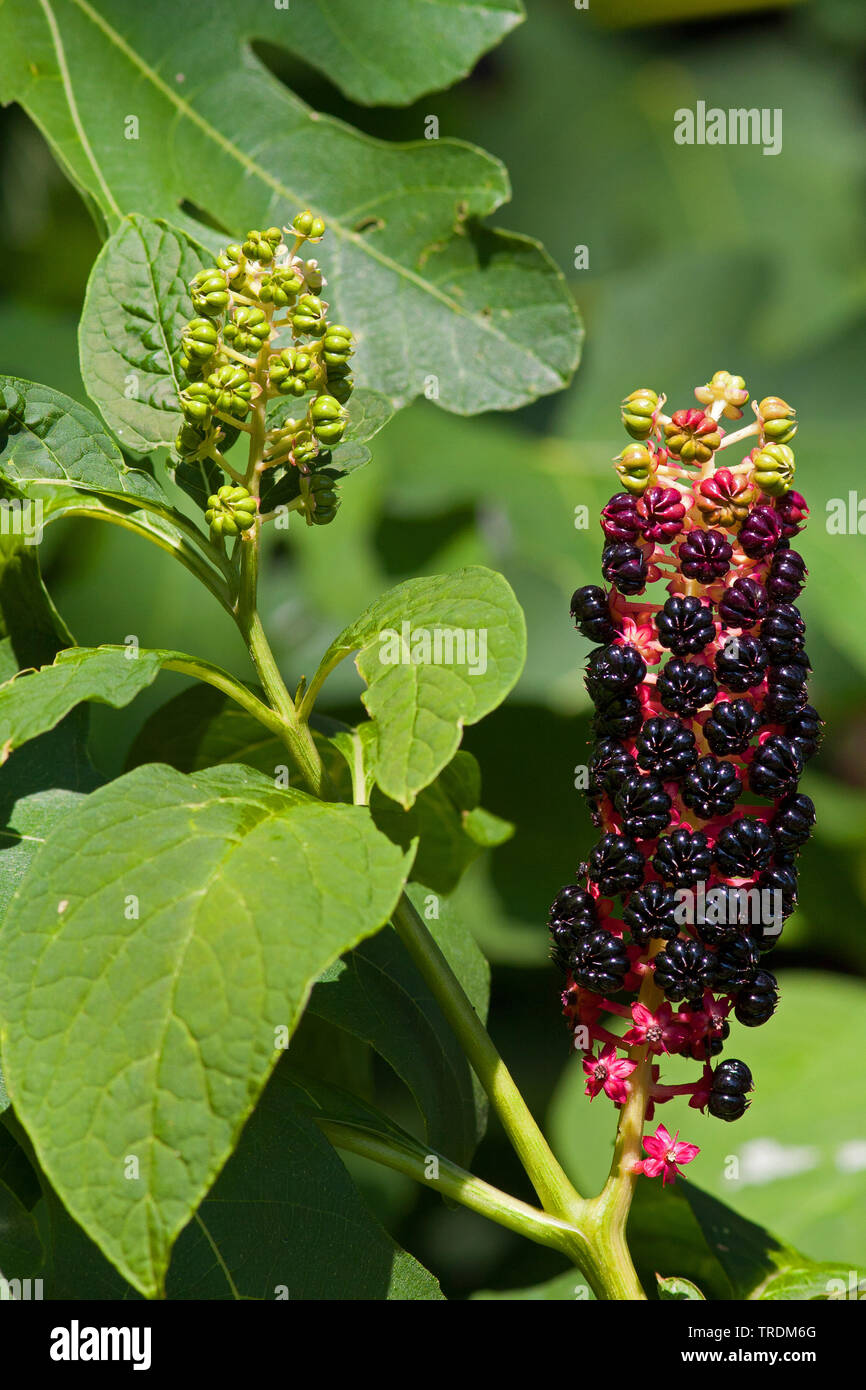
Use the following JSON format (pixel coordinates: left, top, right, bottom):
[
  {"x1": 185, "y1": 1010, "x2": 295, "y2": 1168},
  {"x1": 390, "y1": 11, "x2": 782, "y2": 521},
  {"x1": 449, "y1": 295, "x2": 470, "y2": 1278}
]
[{"x1": 1, "y1": 0, "x2": 865, "y2": 1297}]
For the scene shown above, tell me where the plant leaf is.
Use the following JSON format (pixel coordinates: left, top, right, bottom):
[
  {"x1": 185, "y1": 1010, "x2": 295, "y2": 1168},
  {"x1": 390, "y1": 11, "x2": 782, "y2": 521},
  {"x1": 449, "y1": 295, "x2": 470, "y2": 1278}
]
[
  {"x1": 655, "y1": 1273, "x2": 706, "y2": 1300},
  {"x1": 261, "y1": 0, "x2": 524, "y2": 107},
  {"x1": 0, "y1": 376, "x2": 167, "y2": 506},
  {"x1": 307, "y1": 897, "x2": 489, "y2": 1164},
  {"x1": 0, "y1": 761, "x2": 413, "y2": 1296},
  {"x1": 79, "y1": 215, "x2": 210, "y2": 453},
  {"x1": 0, "y1": 644, "x2": 258, "y2": 764},
  {"x1": 313, "y1": 567, "x2": 526, "y2": 806},
  {"x1": 0, "y1": 1, "x2": 581, "y2": 414}
]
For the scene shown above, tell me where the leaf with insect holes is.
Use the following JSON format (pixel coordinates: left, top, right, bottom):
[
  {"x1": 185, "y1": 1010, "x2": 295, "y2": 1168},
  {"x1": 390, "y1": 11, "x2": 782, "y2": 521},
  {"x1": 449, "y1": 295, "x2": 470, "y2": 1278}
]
[
  {"x1": 79, "y1": 215, "x2": 211, "y2": 454},
  {"x1": 0, "y1": 0, "x2": 580, "y2": 414},
  {"x1": 310, "y1": 567, "x2": 526, "y2": 807},
  {"x1": 0, "y1": 761, "x2": 414, "y2": 1297}
]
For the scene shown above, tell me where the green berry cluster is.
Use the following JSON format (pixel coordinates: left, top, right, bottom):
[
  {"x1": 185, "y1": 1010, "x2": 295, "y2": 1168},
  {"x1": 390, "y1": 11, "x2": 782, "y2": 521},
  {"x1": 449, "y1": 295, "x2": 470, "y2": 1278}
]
[{"x1": 175, "y1": 209, "x2": 355, "y2": 530}]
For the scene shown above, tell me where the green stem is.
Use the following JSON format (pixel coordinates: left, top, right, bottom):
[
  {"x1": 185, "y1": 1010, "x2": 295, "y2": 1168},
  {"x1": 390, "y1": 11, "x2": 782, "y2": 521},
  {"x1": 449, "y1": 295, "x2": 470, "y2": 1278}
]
[
  {"x1": 160, "y1": 655, "x2": 289, "y2": 740},
  {"x1": 390, "y1": 894, "x2": 583, "y2": 1224},
  {"x1": 317, "y1": 1121, "x2": 581, "y2": 1259}
]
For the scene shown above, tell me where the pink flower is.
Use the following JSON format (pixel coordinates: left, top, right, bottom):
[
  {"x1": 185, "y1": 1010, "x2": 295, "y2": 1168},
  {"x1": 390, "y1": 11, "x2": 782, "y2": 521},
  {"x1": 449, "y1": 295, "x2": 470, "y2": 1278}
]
[
  {"x1": 582, "y1": 1042, "x2": 636, "y2": 1104},
  {"x1": 633, "y1": 1124, "x2": 700, "y2": 1185},
  {"x1": 623, "y1": 1001, "x2": 689, "y2": 1056}
]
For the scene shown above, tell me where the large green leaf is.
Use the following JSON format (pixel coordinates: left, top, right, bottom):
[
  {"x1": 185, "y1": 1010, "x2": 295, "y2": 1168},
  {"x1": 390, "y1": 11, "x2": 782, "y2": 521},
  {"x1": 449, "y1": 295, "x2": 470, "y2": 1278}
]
[
  {"x1": 0, "y1": 761, "x2": 413, "y2": 1297},
  {"x1": 0, "y1": 376, "x2": 167, "y2": 506},
  {"x1": 0, "y1": 644, "x2": 265, "y2": 764},
  {"x1": 262, "y1": 0, "x2": 524, "y2": 107},
  {"x1": 311, "y1": 567, "x2": 526, "y2": 806},
  {"x1": 79, "y1": 214, "x2": 210, "y2": 453},
  {"x1": 0, "y1": 1, "x2": 580, "y2": 414}
]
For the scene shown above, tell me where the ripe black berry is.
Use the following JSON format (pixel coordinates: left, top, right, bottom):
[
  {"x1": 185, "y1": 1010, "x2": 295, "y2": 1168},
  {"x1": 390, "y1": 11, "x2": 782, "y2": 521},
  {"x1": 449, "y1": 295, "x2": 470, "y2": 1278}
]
[
  {"x1": 588, "y1": 832, "x2": 645, "y2": 895},
  {"x1": 614, "y1": 772, "x2": 672, "y2": 839},
  {"x1": 657, "y1": 659, "x2": 717, "y2": 717},
  {"x1": 707, "y1": 1057, "x2": 753, "y2": 1121},
  {"x1": 785, "y1": 704, "x2": 823, "y2": 762},
  {"x1": 601, "y1": 492, "x2": 643, "y2": 543},
  {"x1": 678, "y1": 528, "x2": 733, "y2": 583},
  {"x1": 656, "y1": 595, "x2": 715, "y2": 656},
  {"x1": 714, "y1": 935, "x2": 761, "y2": 989},
  {"x1": 682, "y1": 755, "x2": 741, "y2": 820},
  {"x1": 570, "y1": 585, "x2": 617, "y2": 644},
  {"x1": 548, "y1": 884, "x2": 599, "y2": 971},
  {"x1": 766, "y1": 547, "x2": 807, "y2": 602},
  {"x1": 757, "y1": 860, "x2": 798, "y2": 917},
  {"x1": 749, "y1": 735, "x2": 803, "y2": 798},
  {"x1": 764, "y1": 662, "x2": 809, "y2": 722},
  {"x1": 585, "y1": 642, "x2": 646, "y2": 694},
  {"x1": 592, "y1": 691, "x2": 642, "y2": 739},
  {"x1": 714, "y1": 817, "x2": 775, "y2": 877},
  {"x1": 739, "y1": 505, "x2": 783, "y2": 558},
  {"x1": 635, "y1": 717, "x2": 698, "y2": 780},
  {"x1": 570, "y1": 928, "x2": 630, "y2": 995},
  {"x1": 771, "y1": 793, "x2": 816, "y2": 853},
  {"x1": 704, "y1": 698, "x2": 760, "y2": 756},
  {"x1": 622, "y1": 882, "x2": 680, "y2": 945},
  {"x1": 715, "y1": 634, "x2": 767, "y2": 693},
  {"x1": 653, "y1": 937, "x2": 717, "y2": 1003},
  {"x1": 760, "y1": 604, "x2": 805, "y2": 663},
  {"x1": 718, "y1": 576, "x2": 767, "y2": 630},
  {"x1": 602, "y1": 542, "x2": 648, "y2": 596},
  {"x1": 653, "y1": 825, "x2": 711, "y2": 887},
  {"x1": 735, "y1": 968, "x2": 779, "y2": 1026},
  {"x1": 589, "y1": 738, "x2": 636, "y2": 796}
]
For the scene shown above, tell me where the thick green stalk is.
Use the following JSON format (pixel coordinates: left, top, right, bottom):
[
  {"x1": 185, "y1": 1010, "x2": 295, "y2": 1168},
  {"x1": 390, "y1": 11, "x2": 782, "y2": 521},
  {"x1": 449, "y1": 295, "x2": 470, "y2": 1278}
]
[{"x1": 390, "y1": 893, "x2": 584, "y2": 1224}]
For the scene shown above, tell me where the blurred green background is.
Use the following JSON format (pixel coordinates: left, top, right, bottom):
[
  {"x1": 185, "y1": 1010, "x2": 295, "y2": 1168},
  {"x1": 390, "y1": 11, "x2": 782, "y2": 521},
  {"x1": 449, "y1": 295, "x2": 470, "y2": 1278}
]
[{"x1": 2, "y1": 0, "x2": 866, "y2": 1296}]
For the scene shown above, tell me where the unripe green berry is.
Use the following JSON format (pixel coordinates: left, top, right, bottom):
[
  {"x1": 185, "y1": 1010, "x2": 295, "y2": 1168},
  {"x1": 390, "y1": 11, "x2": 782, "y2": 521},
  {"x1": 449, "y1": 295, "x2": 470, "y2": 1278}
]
[
  {"x1": 327, "y1": 375, "x2": 354, "y2": 405},
  {"x1": 302, "y1": 471, "x2": 340, "y2": 525},
  {"x1": 310, "y1": 392, "x2": 347, "y2": 444},
  {"x1": 190, "y1": 269, "x2": 230, "y2": 318},
  {"x1": 179, "y1": 382, "x2": 214, "y2": 424},
  {"x1": 614, "y1": 442, "x2": 654, "y2": 495},
  {"x1": 175, "y1": 421, "x2": 209, "y2": 460},
  {"x1": 216, "y1": 244, "x2": 247, "y2": 283},
  {"x1": 759, "y1": 396, "x2": 798, "y2": 446},
  {"x1": 181, "y1": 317, "x2": 220, "y2": 364},
  {"x1": 206, "y1": 364, "x2": 254, "y2": 419},
  {"x1": 223, "y1": 306, "x2": 271, "y2": 354},
  {"x1": 752, "y1": 442, "x2": 795, "y2": 498},
  {"x1": 205, "y1": 483, "x2": 257, "y2": 536},
  {"x1": 292, "y1": 210, "x2": 326, "y2": 241},
  {"x1": 269, "y1": 347, "x2": 315, "y2": 397},
  {"x1": 259, "y1": 265, "x2": 304, "y2": 308},
  {"x1": 621, "y1": 388, "x2": 658, "y2": 440},
  {"x1": 291, "y1": 294, "x2": 327, "y2": 337},
  {"x1": 322, "y1": 324, "x2": 354, "y2": 365},
  {"x1": 242, "y1": 227, "x2": 283, "y2": 263}
]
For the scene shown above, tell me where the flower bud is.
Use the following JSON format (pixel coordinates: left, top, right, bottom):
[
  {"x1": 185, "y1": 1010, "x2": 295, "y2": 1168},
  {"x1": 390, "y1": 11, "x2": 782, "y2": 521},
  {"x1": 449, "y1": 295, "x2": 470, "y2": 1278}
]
[
  {"x1": 614, "y1": 443, "x2": 654, "y2": 495},
  {"x1": 751, "y1": 443, "x2": 795, "y2": 498},
  {"x1": 664, "y1": 409, "x2": 722, "y2": 464},
  {"x1": 694, "y1": 369, "x2": 749, "y2": 419},
  {"x1": 621, "y1": 388, "x2": 658, "y2": 440}
]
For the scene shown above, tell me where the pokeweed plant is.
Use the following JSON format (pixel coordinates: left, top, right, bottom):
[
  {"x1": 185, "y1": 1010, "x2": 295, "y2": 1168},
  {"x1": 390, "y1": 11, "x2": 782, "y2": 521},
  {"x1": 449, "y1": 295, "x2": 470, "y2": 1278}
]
[{"x1": 0, "y1": 1, "x2": 856, "y2": 1306}]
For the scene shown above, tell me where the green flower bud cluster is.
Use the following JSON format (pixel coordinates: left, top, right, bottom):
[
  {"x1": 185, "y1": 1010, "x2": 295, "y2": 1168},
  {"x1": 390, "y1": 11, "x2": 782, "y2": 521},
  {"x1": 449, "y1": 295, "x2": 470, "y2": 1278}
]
[{"x1": 205, "y1": 484, "x2": 258, "y2": 537}]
